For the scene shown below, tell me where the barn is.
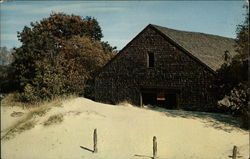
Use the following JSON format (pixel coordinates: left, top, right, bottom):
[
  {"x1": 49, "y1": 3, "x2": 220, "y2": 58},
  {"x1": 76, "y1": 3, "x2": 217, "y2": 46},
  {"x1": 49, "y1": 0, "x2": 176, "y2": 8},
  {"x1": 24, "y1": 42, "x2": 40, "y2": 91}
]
[{"x1": 95, "y1": 24, "x2": 236, "y2": 111}]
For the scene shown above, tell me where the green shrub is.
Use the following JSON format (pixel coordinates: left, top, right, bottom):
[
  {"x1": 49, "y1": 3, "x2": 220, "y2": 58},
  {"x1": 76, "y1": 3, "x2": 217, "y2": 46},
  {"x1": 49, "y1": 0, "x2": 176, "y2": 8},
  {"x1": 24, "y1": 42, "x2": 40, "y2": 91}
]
[
  {"x1": 23, "y1": 84, "x2": 39, "y2": 103},
  {"x1": 228, "y1": 82, "x2": 249, "y2": 129}
]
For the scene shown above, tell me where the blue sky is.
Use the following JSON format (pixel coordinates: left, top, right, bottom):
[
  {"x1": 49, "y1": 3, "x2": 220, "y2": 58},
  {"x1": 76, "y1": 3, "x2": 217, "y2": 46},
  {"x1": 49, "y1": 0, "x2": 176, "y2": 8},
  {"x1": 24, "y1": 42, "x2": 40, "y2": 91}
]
[{"x1": 0, "y1": 1, "x2": 248, "y2": 50}]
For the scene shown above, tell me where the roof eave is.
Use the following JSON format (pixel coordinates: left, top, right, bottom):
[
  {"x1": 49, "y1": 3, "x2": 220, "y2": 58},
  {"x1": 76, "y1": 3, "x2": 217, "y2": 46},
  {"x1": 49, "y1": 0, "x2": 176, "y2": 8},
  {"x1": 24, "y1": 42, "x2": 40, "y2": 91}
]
[{"x1": 95, "y1": 24, "x2": 153, "y2": 78}]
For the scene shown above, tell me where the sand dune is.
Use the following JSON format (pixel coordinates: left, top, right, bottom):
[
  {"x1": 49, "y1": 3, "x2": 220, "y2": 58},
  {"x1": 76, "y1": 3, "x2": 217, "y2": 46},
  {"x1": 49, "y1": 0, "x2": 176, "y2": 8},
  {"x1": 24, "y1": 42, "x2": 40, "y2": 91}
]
[{"x1": 1, "y1": 97, "x2": 249, "y2": 159}]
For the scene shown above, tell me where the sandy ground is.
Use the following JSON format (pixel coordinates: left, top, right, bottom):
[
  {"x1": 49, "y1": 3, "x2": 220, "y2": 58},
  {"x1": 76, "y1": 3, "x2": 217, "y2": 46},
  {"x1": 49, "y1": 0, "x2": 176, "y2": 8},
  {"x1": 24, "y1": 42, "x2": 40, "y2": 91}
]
[{"x1": 1, "y1": 97, "x2": 249, "y2": 159}]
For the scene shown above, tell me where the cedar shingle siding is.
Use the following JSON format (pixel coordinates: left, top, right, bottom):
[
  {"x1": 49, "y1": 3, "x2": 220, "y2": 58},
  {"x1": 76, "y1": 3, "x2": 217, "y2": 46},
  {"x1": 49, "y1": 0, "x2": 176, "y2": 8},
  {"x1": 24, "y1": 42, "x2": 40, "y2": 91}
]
[{"x1": 95, "y1": 24, "x2": 236, "y2": 111}]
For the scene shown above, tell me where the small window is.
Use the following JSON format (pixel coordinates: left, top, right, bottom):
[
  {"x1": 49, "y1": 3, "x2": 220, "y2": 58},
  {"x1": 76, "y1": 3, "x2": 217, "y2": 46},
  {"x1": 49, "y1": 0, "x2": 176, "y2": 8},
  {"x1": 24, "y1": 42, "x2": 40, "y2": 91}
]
[{"x1": 148, "y1": 52, "x2": 155, "y2": 68}]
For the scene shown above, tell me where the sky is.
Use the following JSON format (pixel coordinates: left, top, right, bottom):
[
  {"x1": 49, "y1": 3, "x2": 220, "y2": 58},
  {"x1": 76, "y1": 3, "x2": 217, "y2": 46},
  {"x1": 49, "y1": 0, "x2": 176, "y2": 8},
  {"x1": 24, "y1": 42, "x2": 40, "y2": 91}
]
[{"x1": 0, "y1": 1, "x2": 248, "y2": 50}]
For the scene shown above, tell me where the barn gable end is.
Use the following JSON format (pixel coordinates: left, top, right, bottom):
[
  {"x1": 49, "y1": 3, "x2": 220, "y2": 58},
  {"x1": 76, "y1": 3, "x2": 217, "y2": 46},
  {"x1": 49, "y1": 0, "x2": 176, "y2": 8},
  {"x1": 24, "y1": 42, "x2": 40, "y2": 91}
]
[{"x1": 95, "y1": 24, "x2": 234, "y2": 111}]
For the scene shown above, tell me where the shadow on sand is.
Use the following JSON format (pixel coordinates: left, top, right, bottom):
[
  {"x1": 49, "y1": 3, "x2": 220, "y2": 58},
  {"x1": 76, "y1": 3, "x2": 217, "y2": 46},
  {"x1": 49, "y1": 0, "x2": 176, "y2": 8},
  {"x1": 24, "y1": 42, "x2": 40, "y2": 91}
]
[
  {"x1": 147, "y1": 107, "x2": 242, "y2": 133},
  {"x1": 134, "y1": 154, "x2": 153, "y2": 158},
  {"x1": 80, "y1": 146, "x2": 94, "y2": 153}
]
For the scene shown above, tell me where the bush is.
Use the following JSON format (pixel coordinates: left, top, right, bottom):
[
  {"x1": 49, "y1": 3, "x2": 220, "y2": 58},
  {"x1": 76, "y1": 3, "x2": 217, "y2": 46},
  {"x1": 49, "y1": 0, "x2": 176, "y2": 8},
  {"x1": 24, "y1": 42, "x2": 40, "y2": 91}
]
[
  {"x1": 227, "y1": 82, "x2": 249, "y2": 129},
  {"x1": 22, "y1": 84, "x2": 39, "y2": 103},
  {"x1": 83, "y1": 79, "x2": 95, "y2": 100},
  {"x1": 11, "y1": 13, "x2": 115, "y2": 103},
  {"x1": 0, "y1": 65, "x2": 17, "y2": 93},
  {"x1": 212, "y1": 59, "x2": 248, "y2": 101}
]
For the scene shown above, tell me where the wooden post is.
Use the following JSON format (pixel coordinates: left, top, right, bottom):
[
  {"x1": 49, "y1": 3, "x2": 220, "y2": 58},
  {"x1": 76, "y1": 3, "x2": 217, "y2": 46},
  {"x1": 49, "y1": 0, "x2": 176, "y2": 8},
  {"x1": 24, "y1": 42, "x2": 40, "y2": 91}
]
[
  {"x1": 232, "y1": 145, "x2": 237, "y2": 159},
  {"x1": 153, "y1": 136, "x2": 157, "y2": 159},
  {"x1": 93, "y1": 129, "x2": 97, "y2": 153},
  {"x1": 139, "y1": 93, "x2": 143, "y2": 107}
]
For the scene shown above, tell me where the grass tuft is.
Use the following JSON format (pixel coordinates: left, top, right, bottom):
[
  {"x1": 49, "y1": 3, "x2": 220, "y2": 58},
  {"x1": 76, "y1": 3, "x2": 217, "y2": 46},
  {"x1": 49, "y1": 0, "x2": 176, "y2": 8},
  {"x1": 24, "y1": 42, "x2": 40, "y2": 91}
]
[
  {"x1": 43, "y1": 114, "x2": 64, "y2": 126},
  {"x1": 2, "y1": 120, "x2": 36, "y2": 140},
  {"x1": 17, "y1": 120, "x2": 36, "y2": 132},
  {"x1": 1, "y1": 93, "x2": 76, "y2": 108},
  {"x1": 1, "y1": 94, "x2": 76, "y2": 140}
]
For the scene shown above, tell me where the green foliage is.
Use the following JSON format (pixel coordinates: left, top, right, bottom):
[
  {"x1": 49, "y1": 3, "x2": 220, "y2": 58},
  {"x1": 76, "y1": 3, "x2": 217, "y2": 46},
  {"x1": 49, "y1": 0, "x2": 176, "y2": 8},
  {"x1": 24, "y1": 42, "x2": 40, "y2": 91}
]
[
  {"x1": 234, "y1": 5, "x2": 249, "y2": 61},
  {"x1": 228, "y1": 83, "x2": 248, "y2": 113},
  {"x1": 0, "y1": 47, "x2": 15, "y2": 93},
  {"x1": 227, "y1": 83, "x2": 249, "y2": 129},
  {"x1": 0, "y1": 65, "x2": 9, "y2": 93},
  {"x1": 11, "y1": 12, "x2": 115, "y2": 102},
  {"x1": 213, "y1": 59, "x2": 248, "y2": 99},
  {"x1": 101, "y1": 41, "x2": 117, "y2": 53},
  {"x1": 0, "y1": 65, "x2": 16, "y2": 93},
  {"x1": 23, "y1": 84, "x2": 38, "y2": 103},
  {"x1": 213, "y1": 5, "x2": 249, "y2": 129},
  {"x1": 83, "y1": 79, "x2": 95, "y2": 100},
  {"x1": 18, "y1": 13, "x2": 103, "y2": 43},
  {"x1": 61, "y1": 36, "x2": 112, "y2": 95}
]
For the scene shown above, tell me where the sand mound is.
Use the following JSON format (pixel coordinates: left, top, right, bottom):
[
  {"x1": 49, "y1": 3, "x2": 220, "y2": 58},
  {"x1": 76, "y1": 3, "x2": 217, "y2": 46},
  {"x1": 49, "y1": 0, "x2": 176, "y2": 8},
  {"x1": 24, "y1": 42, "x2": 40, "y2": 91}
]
[{"x1": 1, "y1": 97, "x2": 249, "y2": 159}]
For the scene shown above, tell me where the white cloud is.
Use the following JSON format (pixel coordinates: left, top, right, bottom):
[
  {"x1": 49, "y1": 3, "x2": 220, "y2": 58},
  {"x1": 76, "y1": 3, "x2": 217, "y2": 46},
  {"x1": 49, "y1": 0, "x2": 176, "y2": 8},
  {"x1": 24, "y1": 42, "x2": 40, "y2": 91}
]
[
  {"x1": 30, "y1": 3, "x2": 84, "y2": 14},
  {"x1": 28, "y1": 3, "x2": 125, "y2": 14},
  {"x1": 1, "y1": 2, "x2": 125, "y2": 15},
  {"x1": 1, "y1": 3, "x2": 32, "y2": 11}
]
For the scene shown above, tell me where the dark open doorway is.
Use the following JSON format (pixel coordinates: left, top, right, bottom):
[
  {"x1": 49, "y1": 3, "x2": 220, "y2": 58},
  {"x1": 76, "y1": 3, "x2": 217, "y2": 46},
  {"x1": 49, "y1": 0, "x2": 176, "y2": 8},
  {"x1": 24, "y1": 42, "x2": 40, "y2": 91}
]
[{"x1": 141, "y1": 88, "x2": 178, "y2": 109}]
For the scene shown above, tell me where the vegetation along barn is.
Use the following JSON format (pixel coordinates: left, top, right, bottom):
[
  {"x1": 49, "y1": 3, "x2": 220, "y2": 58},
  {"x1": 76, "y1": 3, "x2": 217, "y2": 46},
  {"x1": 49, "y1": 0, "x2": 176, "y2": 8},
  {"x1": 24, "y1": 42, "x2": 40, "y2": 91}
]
[{"x1": 95, "y1": 24, "x2": 236, "y2": 111}]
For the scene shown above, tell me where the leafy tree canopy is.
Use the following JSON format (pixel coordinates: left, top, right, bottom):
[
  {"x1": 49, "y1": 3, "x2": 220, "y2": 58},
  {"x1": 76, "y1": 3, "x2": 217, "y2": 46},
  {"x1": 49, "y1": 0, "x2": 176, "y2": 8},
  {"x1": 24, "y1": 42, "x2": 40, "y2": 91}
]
[
  {"x1": 213, "y1": 5, "x2": 249, "y2": 99},
  {"x1": 11, "y1": 12, "x2": 115, "y2": 102},
  {"x1": 213, "y1": 5, "x2": 249, "y2": 129},
  {"x1": 234, "y1": 5, "x2": 249, "y2": 61},
  {"x1": 18, "y1": 13, "x2": 103, "y2": 44}
]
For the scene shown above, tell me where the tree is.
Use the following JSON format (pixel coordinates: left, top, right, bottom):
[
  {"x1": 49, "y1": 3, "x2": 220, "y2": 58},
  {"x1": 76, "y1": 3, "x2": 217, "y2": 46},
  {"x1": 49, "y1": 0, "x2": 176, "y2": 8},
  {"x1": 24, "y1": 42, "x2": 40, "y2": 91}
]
[
  {"x1": 234, "y1": 5, "x2": 249, "y2": 61},
  {"x1": 0, "y1": 47, "x2": 12, "y2": 66},
  {"x1": 0, "y1": 47, "x2": 14, "y2": 93},
  {"x1": 214, "y1": 5, "x2": 249, "y2": 129},
  {"x1": 12, "y1": 12, "x2": 115, "y2": 102},
  {"x1": 60, "y1": 36, "x2": 113, "y2": 94}
]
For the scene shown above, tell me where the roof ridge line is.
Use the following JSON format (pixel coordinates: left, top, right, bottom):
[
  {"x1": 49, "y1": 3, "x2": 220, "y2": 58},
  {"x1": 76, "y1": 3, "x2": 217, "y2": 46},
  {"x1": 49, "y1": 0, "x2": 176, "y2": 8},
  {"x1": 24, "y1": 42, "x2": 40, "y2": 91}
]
[
  {"x1": 150, "y1": 24, "x2": 235, "y2": 40},
  {"x1": 149, "y1": 24, "x2": 216, "y2": 74}
]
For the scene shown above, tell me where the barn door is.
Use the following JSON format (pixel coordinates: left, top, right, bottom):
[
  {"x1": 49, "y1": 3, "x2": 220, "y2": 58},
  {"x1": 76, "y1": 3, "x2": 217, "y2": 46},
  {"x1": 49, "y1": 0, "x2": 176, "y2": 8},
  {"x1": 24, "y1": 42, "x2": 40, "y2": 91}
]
[{"x1": 141, "y1": 88, "x2": 178, "y2": 109}]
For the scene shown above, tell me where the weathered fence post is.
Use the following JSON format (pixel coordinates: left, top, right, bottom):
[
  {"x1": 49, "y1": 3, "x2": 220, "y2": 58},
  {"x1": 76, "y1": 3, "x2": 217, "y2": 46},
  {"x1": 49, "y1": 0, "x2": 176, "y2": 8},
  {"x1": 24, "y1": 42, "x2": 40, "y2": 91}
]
[
  {"x1": 93, "y1": 128, "x2": 97, "y2": 153},
  {"x1": 153, "y1": 136, "x2": 157, "y2": 159},
  {"x1": 232, "y1": 145, "x2": 237, "y2": 159}
]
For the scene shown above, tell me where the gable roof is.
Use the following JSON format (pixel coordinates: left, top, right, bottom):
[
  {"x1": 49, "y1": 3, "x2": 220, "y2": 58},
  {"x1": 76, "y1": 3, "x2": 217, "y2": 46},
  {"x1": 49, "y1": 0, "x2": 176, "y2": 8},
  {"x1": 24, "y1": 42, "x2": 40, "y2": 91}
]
[
  {"x1": 150, "y1": 24, "x2": 237, "y2": 71},
  {"x1": 96, "y1": 24, "x2": 237, "y2": 77}
]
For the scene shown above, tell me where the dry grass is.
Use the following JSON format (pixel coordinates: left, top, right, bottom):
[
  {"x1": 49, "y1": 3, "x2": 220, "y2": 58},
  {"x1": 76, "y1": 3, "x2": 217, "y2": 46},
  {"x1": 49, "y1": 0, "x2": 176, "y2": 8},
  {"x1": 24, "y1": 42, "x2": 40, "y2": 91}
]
[
  {"x1": 1, "y1": 106, "x2": 56, "y2": 140},
  {"x1": 118, "y1": 100, "x2": 133, "y2": 107},
  {"x1": 1, "y1": 120, "x2": 36, "y2": 141},
  {"x1": 1, "y1": 106, "x2": 53, "y2": 140},
  {"x1": 43, "y1": 114, "x2": 64, "y2": 126},
  {"x1": 1, "y1": 93, "x2": 76, "y2": 108},
  {"x1": 1, "y1": 94, "x2": 77, "y2": 140},
  {"x1": 1, "y1": 93, "x2": 35, "y2": 108},
  {"x1": 16, "y1": 120, "x2": 36, "y2": 132}
]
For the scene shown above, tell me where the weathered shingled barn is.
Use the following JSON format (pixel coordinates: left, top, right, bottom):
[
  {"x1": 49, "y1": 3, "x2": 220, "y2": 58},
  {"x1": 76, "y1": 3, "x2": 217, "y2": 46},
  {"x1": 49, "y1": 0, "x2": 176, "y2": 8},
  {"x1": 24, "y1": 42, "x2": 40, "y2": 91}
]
[{"x1": 95, "y1": 24, "x2": 236, "y2": 111}]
